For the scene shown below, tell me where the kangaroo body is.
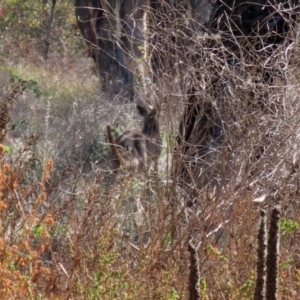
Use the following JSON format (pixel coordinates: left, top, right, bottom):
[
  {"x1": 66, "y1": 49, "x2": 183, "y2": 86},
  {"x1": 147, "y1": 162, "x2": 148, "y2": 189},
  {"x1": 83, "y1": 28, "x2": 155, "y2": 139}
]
[{"x1": 107, "y1": 101, "x2": 162, "y2": 174}]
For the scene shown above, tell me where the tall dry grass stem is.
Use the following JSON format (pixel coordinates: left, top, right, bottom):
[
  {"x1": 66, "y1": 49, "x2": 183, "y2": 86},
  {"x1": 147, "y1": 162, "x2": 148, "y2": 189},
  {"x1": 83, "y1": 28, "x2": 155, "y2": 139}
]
[
  {"x1": 266, "y1": 207, "x2": 280, "y2": 300},
  {"x1": 254, "y1": 209, "x2": 267, "y2": 300}
]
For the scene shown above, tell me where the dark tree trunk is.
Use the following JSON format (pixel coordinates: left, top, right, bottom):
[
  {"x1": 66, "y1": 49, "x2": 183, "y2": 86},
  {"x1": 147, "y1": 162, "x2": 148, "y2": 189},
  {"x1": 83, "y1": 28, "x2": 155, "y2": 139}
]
[
  {"x1": 175, "y1": 0, "x2": 299, "y2": 188},
  {"x1": 75, "y1": 0, "x2": 136, "y2": 101}
]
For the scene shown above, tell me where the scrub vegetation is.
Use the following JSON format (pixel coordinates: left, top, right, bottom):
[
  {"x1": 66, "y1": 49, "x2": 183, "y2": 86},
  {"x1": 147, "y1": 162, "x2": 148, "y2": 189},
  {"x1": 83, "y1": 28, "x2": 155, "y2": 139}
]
[{"x1": 0, "y1": 1, "x2": 300, "y2": 299}]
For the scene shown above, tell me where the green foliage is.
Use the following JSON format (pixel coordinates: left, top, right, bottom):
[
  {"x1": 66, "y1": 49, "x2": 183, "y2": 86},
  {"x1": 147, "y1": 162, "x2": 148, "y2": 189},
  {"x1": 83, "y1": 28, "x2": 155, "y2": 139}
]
[
  {"x1": 206, "y1": 245, "x2": 228, "y2": 263},
  {"x1": 280, "y1": 218, "x2": 299, "y2": 235},
  {"x1": 74, "y1": 237, "x2": 140, "y2": 300},
  {"x1": 0, "y1": 0, "x2": 44, "y2": 37},
  {"x1": 200, "y1": 277, "x2": 209, "y2": 299},
  {"x1": 228, "y1": 271, "x2": 256, "y2": 300},
  {"x1": 168, "y1": 287, "x2": 179, "y2": 300},
  {"x1": 164, "y1": 232, "x2": 173, "y2": 247},
  {"x1": 280, "y1": 258, "x2": 294, "y2": 270},
  {"x1": 2, "y1": 144, "x2": 12, "y2": 154},
  {"x1": 9, "y1": 70, "x2": 43, "y2": 98},
  {"x1": 0, "y1": 0, "x2": 83, "y2": 58},
  {"x1": 238, "y1": 274, "x2": 256, "y2": 299},
  {"x1": 10, "y1": 119, "x2": 28, "y2": 133},
  {"x1": 32, "y1": 225, "x2": 44, "y2": 239}
]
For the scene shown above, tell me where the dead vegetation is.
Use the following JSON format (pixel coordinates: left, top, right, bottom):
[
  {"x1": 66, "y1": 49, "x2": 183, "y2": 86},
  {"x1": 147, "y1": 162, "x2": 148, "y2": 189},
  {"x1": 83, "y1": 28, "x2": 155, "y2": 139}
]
[{"x1": 0, "y1": 1, "x2": 300, "y2": 299}]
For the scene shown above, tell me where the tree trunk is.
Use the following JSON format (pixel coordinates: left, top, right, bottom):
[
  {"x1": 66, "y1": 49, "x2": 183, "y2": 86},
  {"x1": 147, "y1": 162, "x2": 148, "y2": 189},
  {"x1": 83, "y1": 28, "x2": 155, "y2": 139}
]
[{"x1": 75, "y1": 0, "x2": 136, "y2": 101}]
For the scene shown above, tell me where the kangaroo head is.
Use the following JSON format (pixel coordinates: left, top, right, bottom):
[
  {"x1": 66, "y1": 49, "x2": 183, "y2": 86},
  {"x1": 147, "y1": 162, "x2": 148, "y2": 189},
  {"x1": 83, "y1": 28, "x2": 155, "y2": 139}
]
[
  {"x1": 106, "y1": 100, "x2": 162, "y2": 175},
  {"x1": 136, "y1": 100, "x2": 160, "y2": 137}
]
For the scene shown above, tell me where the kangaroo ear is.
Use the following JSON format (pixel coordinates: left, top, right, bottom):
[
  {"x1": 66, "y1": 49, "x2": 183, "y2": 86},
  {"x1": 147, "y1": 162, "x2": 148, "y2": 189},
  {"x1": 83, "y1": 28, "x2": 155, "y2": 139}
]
[
  {"x1": 136, "y1": 103, "x2": 148, "y2": 116},
  {"x1": 149, "y1": 107, "x2": 157, "y2": 117}
]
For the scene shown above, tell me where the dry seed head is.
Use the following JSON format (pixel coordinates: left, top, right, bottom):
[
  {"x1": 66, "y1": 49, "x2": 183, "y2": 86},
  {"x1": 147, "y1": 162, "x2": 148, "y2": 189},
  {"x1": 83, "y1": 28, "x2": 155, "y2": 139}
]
[
  {"x1": 43, "y1": 214, "x2": 55, "y2": 226},
  {"x1": 30, "y1": 251, "x2": 38, "y2": 259},
  {"x1": 21, "y1": 241, "x2": 30, "y2": 251},
  {"x1": 41, "y1": 230, "x2": 51, "y2": 239},
  {"x1": 42, "y1": 160, "x2": 54, "y2": 184},
  {"x1": 37, "y1": 192, "x2": 47, "y2": 204},
  {"x1": 2, "y1": 164, "x2": 10, "y2": 174},
  {"x1": 28, "y1": 217, "x2": 40, "y2": 226},
  {"x1": 45, "y1": 159, "x2": 54, "y2": 173},
  {"x1": 0, "y1": 200, "x2": 8, "y2": 211}
]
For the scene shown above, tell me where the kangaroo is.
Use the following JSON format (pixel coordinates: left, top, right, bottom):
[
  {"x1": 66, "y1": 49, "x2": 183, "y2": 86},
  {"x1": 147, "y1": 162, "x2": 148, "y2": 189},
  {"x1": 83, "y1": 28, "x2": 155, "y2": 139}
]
[{"x1": 107, "y1": 100, "x2": 162, "y2": 174}]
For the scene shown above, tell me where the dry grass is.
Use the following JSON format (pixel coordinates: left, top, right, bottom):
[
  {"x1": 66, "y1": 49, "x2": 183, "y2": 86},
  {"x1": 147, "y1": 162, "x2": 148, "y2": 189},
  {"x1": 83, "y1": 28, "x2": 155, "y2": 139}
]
[{"x1": 0, "y1": 2, "x2": 300, "y2": 300}]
